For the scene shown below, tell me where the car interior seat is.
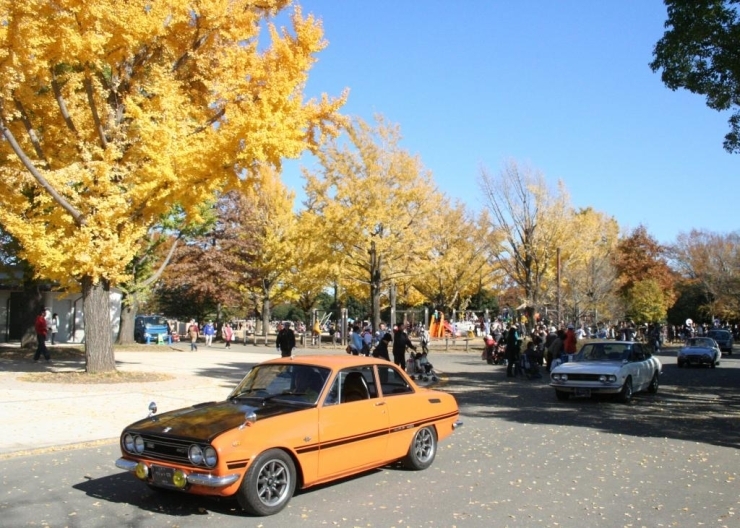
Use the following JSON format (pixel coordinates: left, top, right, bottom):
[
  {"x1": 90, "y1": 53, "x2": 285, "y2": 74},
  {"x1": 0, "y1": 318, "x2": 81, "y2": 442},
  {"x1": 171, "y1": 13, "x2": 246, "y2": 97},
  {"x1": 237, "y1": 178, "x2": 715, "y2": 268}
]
[{"x1": 342, "y1": 371, "x2": 370, "y2": 403}]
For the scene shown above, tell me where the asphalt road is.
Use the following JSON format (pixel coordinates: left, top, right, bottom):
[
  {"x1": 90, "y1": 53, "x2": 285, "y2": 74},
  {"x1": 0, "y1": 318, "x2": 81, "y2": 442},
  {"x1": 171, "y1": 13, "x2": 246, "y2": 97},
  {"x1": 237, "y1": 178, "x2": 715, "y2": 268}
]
[{"x1": 2, "y1": 347, "x2": 739, "y2": 527}]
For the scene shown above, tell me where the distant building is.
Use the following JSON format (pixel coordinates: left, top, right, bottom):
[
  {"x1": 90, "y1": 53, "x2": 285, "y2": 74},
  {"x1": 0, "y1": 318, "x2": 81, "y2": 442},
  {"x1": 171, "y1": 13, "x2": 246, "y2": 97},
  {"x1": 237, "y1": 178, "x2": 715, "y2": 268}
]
[{"x1": 0, "y1": 268, "x2": 121, "y2": 343}]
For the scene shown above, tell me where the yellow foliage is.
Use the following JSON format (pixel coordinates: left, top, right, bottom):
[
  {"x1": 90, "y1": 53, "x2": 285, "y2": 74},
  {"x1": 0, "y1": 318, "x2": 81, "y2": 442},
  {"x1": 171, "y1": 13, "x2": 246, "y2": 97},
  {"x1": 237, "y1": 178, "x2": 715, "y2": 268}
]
[
  {"x1": 0, "y1": 1, "x2": 345, "y2": 288},
  {"x1": 303, "y1": 115, "x2": 443, "y2": 303}
]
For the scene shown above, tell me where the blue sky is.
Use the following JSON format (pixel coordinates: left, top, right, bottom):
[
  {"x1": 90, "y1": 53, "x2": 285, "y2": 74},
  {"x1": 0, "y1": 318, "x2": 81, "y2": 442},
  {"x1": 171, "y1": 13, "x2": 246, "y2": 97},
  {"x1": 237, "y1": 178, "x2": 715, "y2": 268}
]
[{"x1": 280, "y1": 0, "x2": 738, "y2": 245}]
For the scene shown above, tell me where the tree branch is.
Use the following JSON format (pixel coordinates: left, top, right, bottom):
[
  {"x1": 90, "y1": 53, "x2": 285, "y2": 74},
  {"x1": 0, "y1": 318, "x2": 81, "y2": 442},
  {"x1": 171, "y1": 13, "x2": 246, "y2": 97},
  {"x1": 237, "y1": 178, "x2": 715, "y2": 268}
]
[
  {"x1": 140, "y1": 235, "x2": 181, "y2": 288},
  {"x1": 51, "y1": 70, "x2": 77, "y2": 134},
  {"x1": 0, "y1": 108, "x2": 86, "y2": 227},
  {"x1": 13, "y1": 97, "x2": 46, "y2": 161},
  {"x1": 84, "y1": 76, "x2": 108, "y2": 150}
]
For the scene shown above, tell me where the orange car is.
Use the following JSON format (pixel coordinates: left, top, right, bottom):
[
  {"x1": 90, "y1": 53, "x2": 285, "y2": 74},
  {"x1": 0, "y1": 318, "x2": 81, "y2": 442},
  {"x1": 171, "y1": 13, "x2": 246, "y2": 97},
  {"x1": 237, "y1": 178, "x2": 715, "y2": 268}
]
[{"x1": 115, "y1": 355, "x2": 462, "y2": 516}]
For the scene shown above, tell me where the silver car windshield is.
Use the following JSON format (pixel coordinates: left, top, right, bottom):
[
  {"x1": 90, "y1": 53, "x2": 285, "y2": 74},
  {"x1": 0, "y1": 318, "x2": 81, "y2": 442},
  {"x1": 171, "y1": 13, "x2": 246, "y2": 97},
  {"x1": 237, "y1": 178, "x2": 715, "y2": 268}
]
[
  {"x1": 578, "y1": 343, "x2": 629, "y2": 362},
  {"x1": 687, "y1": 338, "x2": 715, "y2": 348}
]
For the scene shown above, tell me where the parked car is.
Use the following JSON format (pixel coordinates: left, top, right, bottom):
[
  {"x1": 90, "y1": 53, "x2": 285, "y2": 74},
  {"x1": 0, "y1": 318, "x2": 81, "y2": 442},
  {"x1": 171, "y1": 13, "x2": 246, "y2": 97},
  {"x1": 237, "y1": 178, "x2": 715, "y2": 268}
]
[
  {"x1": 114, "y1": 355, "x2": 462, "y2": 516},
  {"x1": 133, "y1": 315, "x2": 170, "y2": 343},
  {"x1": 550, "y1": 341, "x2": 662, "y2": 403},
  {"x1": 677, "y1": 337, "x2": 721, "y2": 368},
  {"x1": 706, "y1": 329, "x2": 733, "y2": 354}
]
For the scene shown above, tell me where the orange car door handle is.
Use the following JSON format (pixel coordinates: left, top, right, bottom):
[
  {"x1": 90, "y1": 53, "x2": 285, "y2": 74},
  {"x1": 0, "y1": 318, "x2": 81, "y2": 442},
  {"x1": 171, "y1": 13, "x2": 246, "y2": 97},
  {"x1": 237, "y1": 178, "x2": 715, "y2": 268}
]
[{"x1": 375, "y1": 401, "x2": 386, "y2": 407}]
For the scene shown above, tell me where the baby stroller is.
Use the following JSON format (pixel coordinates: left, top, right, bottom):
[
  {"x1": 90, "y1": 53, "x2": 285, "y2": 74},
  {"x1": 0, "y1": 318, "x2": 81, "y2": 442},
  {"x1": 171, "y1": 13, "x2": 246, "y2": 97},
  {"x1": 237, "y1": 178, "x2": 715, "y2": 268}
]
[
  {"x1": 409, "y1": 351, "x2": 438, "y2": 382},
  {"x1": 520, "y1": 350, "x2": 542, "y2": 379}
]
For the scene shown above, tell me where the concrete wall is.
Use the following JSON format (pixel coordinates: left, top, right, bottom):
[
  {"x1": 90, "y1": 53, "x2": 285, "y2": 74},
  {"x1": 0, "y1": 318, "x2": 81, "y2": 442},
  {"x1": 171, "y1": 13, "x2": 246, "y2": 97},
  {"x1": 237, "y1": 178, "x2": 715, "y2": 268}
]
[{"x1": 0, "y1": 290, "x2": 121, "y2": 344}]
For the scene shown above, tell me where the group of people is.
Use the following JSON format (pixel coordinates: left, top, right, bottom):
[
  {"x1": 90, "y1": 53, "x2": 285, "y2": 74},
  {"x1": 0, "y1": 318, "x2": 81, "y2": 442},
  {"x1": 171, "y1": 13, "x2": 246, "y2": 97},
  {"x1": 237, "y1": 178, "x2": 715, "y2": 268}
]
[
  {"x1": 482, "y1": 323, "x2": 582, "y2": 377},
  {"x1": 185, "y1": 319, "x2": 235, "y2": 351}
]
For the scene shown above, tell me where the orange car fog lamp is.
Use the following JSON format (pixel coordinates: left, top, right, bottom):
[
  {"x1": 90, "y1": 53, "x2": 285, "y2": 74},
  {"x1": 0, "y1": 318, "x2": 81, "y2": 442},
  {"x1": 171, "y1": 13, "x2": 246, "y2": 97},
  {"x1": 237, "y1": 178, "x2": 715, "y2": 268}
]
[
  {"x1": 172, "y1": 469, "x2": 188, "y2": 489},
  {"x1": 134, "y1": 463, "x2": 149, "y2": 480}
]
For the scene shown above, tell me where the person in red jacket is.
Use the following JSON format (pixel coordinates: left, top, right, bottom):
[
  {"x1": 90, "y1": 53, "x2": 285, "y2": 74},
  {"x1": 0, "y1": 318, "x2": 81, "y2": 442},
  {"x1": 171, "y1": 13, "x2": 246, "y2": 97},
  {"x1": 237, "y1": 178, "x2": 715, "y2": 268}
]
[
  {"x1": 34, "y1": 308, "x2": 50, "y2": 362},
  {"x1": 563, "y1": 324, "x2": 577, "y2": 360}
]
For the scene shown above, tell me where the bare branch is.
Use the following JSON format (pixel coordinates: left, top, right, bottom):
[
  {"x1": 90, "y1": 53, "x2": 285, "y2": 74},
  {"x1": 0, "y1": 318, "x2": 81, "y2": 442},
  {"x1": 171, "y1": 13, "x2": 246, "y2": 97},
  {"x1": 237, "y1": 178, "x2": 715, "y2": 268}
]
[
  {"x1": 13, "y1": 98, "x2": 46, "y2": 161},
  {"x1": 51, "y1": 71, "x2": 77, "y2": 134},
  {"x1": 84, "y1": 76, "x2": 108, "y2": 150},
  {"x1": 139, "y1": 235, "x2": 182, "y2": 289}
]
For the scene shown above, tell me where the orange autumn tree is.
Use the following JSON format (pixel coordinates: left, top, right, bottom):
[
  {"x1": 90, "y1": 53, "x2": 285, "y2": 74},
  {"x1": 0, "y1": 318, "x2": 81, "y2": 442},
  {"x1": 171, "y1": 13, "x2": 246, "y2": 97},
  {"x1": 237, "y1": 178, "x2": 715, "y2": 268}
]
[{"x1": 0, "y1": 1, "x2": 345, "y2": 372}]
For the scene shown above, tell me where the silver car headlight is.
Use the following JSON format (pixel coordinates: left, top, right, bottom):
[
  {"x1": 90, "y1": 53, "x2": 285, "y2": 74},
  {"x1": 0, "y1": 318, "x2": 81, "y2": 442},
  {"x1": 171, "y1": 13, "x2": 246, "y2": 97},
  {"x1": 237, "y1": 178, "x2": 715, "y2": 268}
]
[
  {"x1": 123, "y1": 433, "x2": 135, "y2": 453},
  {"x1": 134, "y1": 435, "x2": 145, "y2": 454},
  {"x1": 599, "y1": 374, "x2": 617, "y2": 383},
  {"x1": 188, "y1": 444, "x2": 204, "y2": 465},
  {"x1": 203, "y1": 446, "x2": 218, "y2": 468}
]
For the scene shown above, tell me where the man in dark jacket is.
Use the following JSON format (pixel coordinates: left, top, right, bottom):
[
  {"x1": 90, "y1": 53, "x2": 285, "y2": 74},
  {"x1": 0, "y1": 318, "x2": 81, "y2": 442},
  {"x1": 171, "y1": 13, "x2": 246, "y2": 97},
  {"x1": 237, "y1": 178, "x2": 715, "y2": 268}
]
[
  {"x1": 276, "y1": 322, "x2": 296, "y2": 357},
  {"x1": 372, "y1": 332, "x2": 392, "y2": 361},
  {"x1": 392, "y1": 325, "x2": 416, "y2": 369}
]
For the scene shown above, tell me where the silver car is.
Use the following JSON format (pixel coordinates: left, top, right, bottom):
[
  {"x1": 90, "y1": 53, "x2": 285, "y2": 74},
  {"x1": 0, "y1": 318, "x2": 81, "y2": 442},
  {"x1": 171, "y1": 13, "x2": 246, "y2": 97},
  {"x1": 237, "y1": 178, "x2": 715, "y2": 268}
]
[
  {"x1": 550, "y1": 341, "x2": 662, "y2": 403},
  {"x1": 677, "y1": 337, "x2": 721, "y2": 368}
]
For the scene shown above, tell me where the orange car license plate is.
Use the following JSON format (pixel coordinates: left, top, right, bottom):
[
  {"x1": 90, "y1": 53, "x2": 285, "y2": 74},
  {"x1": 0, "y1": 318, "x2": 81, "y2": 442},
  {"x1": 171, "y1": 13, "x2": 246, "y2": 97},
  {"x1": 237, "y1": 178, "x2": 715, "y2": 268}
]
[{"x1": 151, "y1": 465, "x2": 176, "y2": 487}]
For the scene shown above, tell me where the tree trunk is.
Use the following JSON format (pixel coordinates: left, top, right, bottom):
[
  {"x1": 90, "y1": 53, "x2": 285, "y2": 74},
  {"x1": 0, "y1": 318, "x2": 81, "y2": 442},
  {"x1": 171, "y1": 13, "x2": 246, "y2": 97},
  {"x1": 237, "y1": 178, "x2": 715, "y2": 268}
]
[
  {"x1": 262, "y1": 296, "x2": 271, "y2": 337},
  {"x1": 83, "y1": 276, "x2": 116, "y2": 373},
  {"x1": 389, "y1": 282, "x2": 397, "y2": 327},
  {"x1": 116, "y1": 292, "x2": 138, "y2": 345}
]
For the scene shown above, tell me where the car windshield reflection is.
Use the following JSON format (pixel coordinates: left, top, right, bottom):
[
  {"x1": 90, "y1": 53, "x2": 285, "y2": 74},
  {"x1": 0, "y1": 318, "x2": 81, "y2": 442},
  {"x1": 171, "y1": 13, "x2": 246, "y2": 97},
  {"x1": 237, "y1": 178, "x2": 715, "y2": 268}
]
[
  {"x1": 686, "y1": 338, "x2": 715, "y2": 348},
  {"x1": 229, "y1": 364, "x2": 331, "y2": 405},
  {"x1": 577, "y1": 343, "x2": 630, "y2": 362}
]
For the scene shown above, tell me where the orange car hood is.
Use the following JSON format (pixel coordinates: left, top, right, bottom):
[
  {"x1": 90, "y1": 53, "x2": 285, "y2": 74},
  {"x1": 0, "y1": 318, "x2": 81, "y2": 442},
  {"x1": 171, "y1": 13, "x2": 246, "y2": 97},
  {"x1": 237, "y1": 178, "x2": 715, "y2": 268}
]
[{"x1": 124, "y1": 400, "x2": 304, "y2": 442}]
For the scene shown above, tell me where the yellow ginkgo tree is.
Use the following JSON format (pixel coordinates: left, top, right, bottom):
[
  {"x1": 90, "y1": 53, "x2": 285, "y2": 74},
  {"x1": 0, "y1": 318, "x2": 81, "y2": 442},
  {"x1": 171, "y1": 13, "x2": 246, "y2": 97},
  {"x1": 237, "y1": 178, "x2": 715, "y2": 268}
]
[
  {"x1": 0, "y1": 1, "x2": 344, "y2": 372},
  {"x1": 303, "y1": 115, "x2": 442, "y2": 331}
]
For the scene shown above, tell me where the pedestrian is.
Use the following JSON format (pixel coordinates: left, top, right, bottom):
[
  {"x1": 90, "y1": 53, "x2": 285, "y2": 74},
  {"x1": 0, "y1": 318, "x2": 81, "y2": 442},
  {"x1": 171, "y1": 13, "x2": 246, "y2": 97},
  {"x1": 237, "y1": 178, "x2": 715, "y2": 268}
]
[
  {"x1": 188, "y1": 320, "x2": 199, "y2": 351},
  {"x1": 276, "y1": 321, "x2": 296, "y2": 357},
  {"x1": 33, "y1": 308, "x2": 51, "y2": 362},
  {"x1": 202, "y1": 320, "x2": 215, "y2": 347},
  {"x1": 564, "y1": 324, "x2": 577, "y2": 360},
  {"x1": 362, "y1": 326, "x2": 372, "y2": 356},
  {"x1": 50, "y1": 312, "x2": 59, "y2": 345},
  {"x1": 420, "y1": 326, "x2": 430, "y2": 354},
  {"x1": 484, "y1": 334, "x2": 496, "y2": 364},
  {"x1": 348, "y1": 325, "x2": 363, "y2": 355},
  {"x1": 372, "y1": 332, "x2": 392, "y2": 361},
  {"x1": 312, "y1": 319, "x2": 321, "y2": 346},
  {"x1": 222, "y1": 323, "x2": 233, "y2": 349},
  {"x1": 392, "y1": 324, "x2": 416, "y2": 369},
  {"x1": 505, "y1": 324, "x2": 521, "y2": 378}
]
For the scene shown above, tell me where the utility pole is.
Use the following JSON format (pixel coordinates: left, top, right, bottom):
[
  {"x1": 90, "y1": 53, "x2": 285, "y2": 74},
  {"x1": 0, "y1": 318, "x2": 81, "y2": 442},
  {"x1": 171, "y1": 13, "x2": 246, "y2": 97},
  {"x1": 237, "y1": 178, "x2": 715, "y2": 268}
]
[{"x1": 556, "y1": 247, "x2": 562, "y2": 327}]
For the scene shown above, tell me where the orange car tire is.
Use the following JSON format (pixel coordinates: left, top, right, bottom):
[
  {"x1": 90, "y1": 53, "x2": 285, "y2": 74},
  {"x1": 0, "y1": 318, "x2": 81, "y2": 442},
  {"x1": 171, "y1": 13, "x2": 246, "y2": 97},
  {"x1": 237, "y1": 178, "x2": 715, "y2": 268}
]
[
  {"x1": 237, "y1": 449, "x2": 296, "y2": 516},
  {"x1": 403, "y1": 426, "x2": 437, "y2": 470}
]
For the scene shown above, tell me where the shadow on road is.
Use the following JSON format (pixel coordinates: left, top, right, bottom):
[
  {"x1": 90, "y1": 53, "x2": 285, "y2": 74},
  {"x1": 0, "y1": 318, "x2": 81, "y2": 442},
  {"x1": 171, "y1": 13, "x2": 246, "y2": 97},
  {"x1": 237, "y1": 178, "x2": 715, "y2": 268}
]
[{"x1": 446, "y1": 352, "x2": 740, "y2": 450}]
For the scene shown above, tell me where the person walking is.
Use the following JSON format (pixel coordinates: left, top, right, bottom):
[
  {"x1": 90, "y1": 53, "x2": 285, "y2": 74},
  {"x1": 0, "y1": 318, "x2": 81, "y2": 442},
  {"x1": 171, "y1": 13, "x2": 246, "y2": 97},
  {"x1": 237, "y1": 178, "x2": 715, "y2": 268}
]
[
  {"x1": 222, "y1": 323, "x2": 234, "y2": 349},
  {"x1": 33, "y1": 308, "x2": 50, "y2": 362},
  {"x1": 372, "y1": 332, "x2": 392, "y2": 361},
  {"x1": 312, "y1": 320, "x2": 321, "y2": 346},
  {"x1": 392, "y1": 324, "x2": 416, "y2": 369},
  {"x1": 50, "y1": 313, "x2": 59, "y2": 345},
  {"x1": 276, "y1": 321, "x2": 296, "y2": 357},
  {"x1": 202, "y1": 320, "x2": 215, "y2": 347},
  {"x1": 564, "y1": 324, "x2": 577, "y2": 361},
  {"x1": 188, "y1": 320, "x2": 199, "y2": 351},
  {"x1": 505, "y1": 324, "x2": 521, "y2": 378}
]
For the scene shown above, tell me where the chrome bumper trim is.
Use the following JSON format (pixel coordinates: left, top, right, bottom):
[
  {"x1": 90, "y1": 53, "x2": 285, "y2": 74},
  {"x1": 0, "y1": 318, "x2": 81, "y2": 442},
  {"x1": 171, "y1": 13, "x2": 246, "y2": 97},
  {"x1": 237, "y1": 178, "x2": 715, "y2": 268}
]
[
  {"x1": 187, "y1": 472, "x2": 240, "y2": 487},
  {"x1": 115, "y1": 458, "x2": 138, "y2": 472}
]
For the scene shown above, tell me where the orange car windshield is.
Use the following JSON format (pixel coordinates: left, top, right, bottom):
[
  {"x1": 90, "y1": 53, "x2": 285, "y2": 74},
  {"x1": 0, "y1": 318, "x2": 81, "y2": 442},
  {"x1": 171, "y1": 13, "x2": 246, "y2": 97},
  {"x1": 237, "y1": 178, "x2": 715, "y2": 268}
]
[{"x1": 229, "y1": 364, "x2": 330, "y2": 405}]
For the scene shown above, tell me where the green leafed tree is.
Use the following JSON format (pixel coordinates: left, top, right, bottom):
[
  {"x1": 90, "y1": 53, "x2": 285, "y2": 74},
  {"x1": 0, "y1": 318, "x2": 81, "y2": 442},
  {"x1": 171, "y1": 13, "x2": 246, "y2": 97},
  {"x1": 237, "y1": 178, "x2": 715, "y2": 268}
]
[{"x1": 651, "y1": 0, "x2": 740, "y2": 152}]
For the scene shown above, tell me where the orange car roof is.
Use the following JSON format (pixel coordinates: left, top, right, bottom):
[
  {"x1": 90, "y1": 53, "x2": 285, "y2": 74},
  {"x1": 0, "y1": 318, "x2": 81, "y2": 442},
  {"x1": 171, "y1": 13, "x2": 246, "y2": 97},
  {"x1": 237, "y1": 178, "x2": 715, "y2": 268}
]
[{"x1": 260, "y1": 355, "x2": 390, "y2": 369}]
